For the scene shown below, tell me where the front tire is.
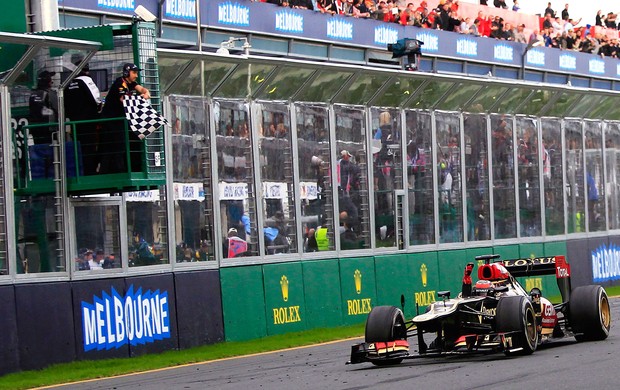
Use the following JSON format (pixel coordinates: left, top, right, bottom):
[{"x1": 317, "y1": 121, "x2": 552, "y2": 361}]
[
  {"x1": 365, "y1": 306, "x2": 407, "y2": 365},
  {"x1": 365, "y1": 305, "x2": 407, "y2": 342},
  {"x1": 569, "y1": 285, "x2": 611, "y2": 341},
  {"x1": 496, "y1": 296, "x2": 538, "y2": 356}
]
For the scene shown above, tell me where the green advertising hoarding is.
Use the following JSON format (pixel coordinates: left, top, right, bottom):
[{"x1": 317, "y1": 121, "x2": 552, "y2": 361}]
[
  {"x1": 374, "y1": 253, "x2": 411, "y2": 310},
  {"x1": 302, "y1": 259, "x2": 343, "y2": 329},
  {"x1": 220, "y1": 266, "x2": 266, "y2": 341},
  {"x1": 493, "y1": 244, "x2": 520, "y2": 261},
  {"x1": 263, "y1": 262, "x2": 307, "y2": 335},
  {"x1": 437, "y1": 249, "x2": 467, "y2": 295},
  {"x1": 408, "y1": 252, "x2": 440, "y2": 318},
  {"x1": 339, "y1": 257, "x2": 376, "y2": 326}
]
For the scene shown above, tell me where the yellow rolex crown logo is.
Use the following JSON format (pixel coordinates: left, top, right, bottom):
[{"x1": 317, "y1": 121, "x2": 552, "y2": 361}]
[
  {"x1": 420, "y1": 263, "x2": 428, "y2": 287},
  {"x1": 354, "y1": 269, "x2": 362, "y2": 294},
  {"x1": 280, "y1": 275, "x2": 289, "y2": 302}
]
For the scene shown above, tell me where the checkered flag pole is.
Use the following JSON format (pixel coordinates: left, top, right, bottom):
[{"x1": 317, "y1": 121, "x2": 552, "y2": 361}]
[{"x1": 123, "y1": 95, "x2": 169, "y2": 139}]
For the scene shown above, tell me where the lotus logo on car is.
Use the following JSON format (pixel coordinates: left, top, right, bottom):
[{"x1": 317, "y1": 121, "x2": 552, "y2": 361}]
[{"x1": 81, "y1": 285, "x2": 170, "y2": 351}]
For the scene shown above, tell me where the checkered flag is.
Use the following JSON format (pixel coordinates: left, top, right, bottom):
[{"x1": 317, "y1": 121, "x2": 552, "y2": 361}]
[{"x1": 123, "y1": 95, "x2": 168, "y2": 139}]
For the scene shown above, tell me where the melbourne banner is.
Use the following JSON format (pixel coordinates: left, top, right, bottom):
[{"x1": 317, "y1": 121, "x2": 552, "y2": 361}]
[
  {"x1": 59, "y1": 0, "x2": 620, "y2": 80},
  {"x1": 592, "y1": 244, "x2": 620, "y2": 283},
  {"x1": 81, "y1": 285, "x2": 170, "y2": 351}
]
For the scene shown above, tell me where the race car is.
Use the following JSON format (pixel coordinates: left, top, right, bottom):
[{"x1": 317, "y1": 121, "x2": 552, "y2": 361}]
[{"x1": 348, "y1": 254, "x2": 611, "y2": 366}]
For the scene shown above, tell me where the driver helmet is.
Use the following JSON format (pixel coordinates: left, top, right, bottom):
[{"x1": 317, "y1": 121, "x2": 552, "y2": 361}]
[
  {"x1": 473, "y1": 280, "x2": 492, "y2": 296},
  {"x1": 530, "y1": 287, "x2": 542, "y2": 304}
]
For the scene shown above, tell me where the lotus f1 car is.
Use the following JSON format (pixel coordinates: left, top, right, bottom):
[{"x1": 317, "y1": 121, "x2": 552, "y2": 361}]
[{"x1": 348, "y1": 254, "x2": 611, "y2": 365}]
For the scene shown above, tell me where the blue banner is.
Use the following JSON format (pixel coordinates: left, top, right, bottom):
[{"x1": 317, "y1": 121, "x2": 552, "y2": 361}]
[
  {"x1": 592, "y1": 244, "x2": 620, "y2": 283},
  {"x1": 60, "y1": 0, "x2": 619, "y2": 80},
  {"x1": 59, "y1": 0, "x2": 196, "y2": 24},
  {"x1": 80, "y1": 285, "x2": 170, "y2": 351}
]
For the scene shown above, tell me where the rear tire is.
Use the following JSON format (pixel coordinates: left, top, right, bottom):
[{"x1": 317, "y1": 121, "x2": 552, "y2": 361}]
[
  {"x1": 496, "y1": 296, "x2": 538, "y2": 356},
  {"x1": 365, "y1": 306, "x2": 407, "y2": 366},
  {"x1": 569, "y1": 285, "x2": 611, "y2": 341}
]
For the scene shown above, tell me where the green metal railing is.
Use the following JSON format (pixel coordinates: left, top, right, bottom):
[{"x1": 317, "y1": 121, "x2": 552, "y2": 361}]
[{"x1": 13, "y1": 117, "x2": 165, "y2": 194}]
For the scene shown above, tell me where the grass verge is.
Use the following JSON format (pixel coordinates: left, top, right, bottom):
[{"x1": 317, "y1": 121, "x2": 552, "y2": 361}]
[{"x1": 0, "y1": 323, "x2": 365, "y2": 390}]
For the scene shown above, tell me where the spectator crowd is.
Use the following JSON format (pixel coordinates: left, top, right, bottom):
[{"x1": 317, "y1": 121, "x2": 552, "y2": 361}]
[{"x1": 257, "y1": 0, "x2": 620, "y2": 58}]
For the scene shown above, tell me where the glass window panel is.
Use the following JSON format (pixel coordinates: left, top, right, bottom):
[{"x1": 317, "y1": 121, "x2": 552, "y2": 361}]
[
  {"x1": 74, "y1": 204, "x2": 121, "y2": 271},
  {"x1": 587, "y1": 96, "x2": 618, "y2": 120},
  {"x1": 335, "y1": 105, "x2": 370, "y2": 250},
  {"x1": 519, "y1": 90, "x2": 555, "y2": 116},
  {"x1": 607, "y1": 103, "x2": 620, "y2": 121},
  {"x1": 296, "y1": 104, "x2": 336, "y2": 252},
  {"x1": 605, "y1": 122, "x2": 620, "y2": 230},
  {"x1": 60, "y1": 13, "x2": 100, "y2": 28},
  {"x1": 296, "y1": 70, "x2": 354, "y2": 103},
  {"x1": 491, "y1": 114, "x2": 517, "y2": 239},
  {"x1": 541, "y1": 118, "x2": 565, "y2": 235},
  {"x1": 437, "y1": 83, "x2": 483, "y2": 112},
  {"x1": 16, "y1": 195, "x2": 65, "y2": 273},
  {"x1": 165, "y1": 61, "x2": 201, "y2": 96},
  {"x1": 202, "y1": 61, "x2": 238, "y2": 96},
  {"x1": 571, "y1": 95, "x2": 604, "y2": 118},
  {"x1": 255, "y1": 66, "x2": 315, "y2": 101},
  {"x1": 214, "y1": 100, "x2": 259, "y2": 258},
  {"x1": 565, "y1": 120, "x2": 585, "y2": 233},
  {"x1": 406, "y1": 81, "x2": 453, "y2": 110},
  {"x1": 515, "y1": 117, "x2": 542, "y2": 237},
  {"x1": 406, "y1": 110, "x2": 435, "y2": 245},
  {"x1": 463, "y1": 113, "x2": 491, "y2": 241},
  {"x1": 545, "y1": 93, "x2": 583, "y2": 118},
  {"x1": 158, "y1": 57, "x2": 195, "y2": 95},
  {"x1": 372, "y1": 77, "x2": 425, "y2": 108},
  {"x1": 371, "y1": 107, "x2": 403, "y2": 248},
  {"x1": 584, "y1": 121, "x2": 605, "y2": 232},
  {"x1": 494, "y1": 88, "x2": 533, "y2": 115},
  {"x1": 169, "y1": 96, "x2": 214, "y2": 262},
  {"x1": 215, "y1": 64, "x2": 276, "y2": 99},
  {"x1": 257, "y1": 102, "x2": 297, "y2": 255},
  {"x1": 334, "y1": 73, "x2": 386, "y2": 105},
  {"x1": 464, "y1": 85, "x2": 510, "y2": 113},
  {"x1": 127, "y1": 194, "x2": 169, "y2": 267},
  {"x1": 436, "y1": 112, "x2": 463, "y2": 243}
]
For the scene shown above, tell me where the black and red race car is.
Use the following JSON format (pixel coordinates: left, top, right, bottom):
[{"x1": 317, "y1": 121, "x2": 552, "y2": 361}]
[{"x1": 348, "y1": 254, "x2": 611, "y2": 366}]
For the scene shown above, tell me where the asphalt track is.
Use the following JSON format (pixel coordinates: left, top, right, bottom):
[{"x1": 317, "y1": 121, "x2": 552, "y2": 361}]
[{"x1": 51, "y1": 298, "x2": 620, "y2": 390}]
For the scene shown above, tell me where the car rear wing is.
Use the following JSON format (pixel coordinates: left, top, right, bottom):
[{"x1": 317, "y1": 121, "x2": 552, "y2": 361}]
[{"x1": 501, "y1": 256, "x2": 571, "y2": 303}]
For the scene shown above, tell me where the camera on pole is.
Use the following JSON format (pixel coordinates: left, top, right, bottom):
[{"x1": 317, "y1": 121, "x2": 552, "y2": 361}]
[{"x1": 387, "y1": 38, "x2": 424, "y2": 71}]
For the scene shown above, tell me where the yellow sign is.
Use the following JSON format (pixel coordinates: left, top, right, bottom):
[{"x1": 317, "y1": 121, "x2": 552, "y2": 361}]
[
  {"x1": 273, "y1": 306, "x2": 301, "y2": 324},
  {"x1": 347, "y1": 298, "x2": 372, "y2": 315},
  {"x1": 273, "y1": 274, "x2": 301, "y2": 325},
  {"x1": 280, "y1": 275, "x2": 289, "y2": 302},
  {"x1": 525, "y1": 277, "x2": 543, "y2": 292},
  {"x1": 420, "y1": 263, "x2": 428, "y2": 287},
  {"x1": 347, "y1": 269, "x2": 371, "y2": 315},
  {"x1": 354, "y1": 269, "x2": 362, "y2": 294},
  {"x1": 414, "y1": 290, "x2": 436, "y2": 307}
]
